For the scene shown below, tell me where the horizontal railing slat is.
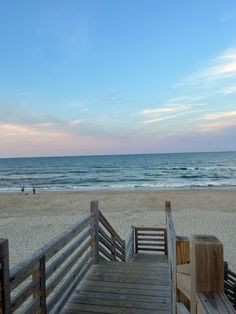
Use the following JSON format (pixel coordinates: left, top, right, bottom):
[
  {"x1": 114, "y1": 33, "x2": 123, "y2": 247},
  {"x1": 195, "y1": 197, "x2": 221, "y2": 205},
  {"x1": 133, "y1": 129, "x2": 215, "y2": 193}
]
[
  {"x1": 46, "y1": 226, "x2": 93, "y2": 279},
  {"x1": 44, "y1": 213, "x2": 92, "y2": 261},
  {"x1": 138, "y1": 247, "x2": 165, "y2": 252},
  {"x1": 136, "y1": 227, "x2": 166, "y2": 232},
  {"x1": 115, "y1": 242, "x2": 125, "y2": 255},
  {"x1": 137, "y1": 233, "x2": 165, "y2": 237},
  {"x1": 11, "y1": 278, "x2": 39, "y2": 312},
  {"x1": 228, "y1": 270, "x2": 236, "y2": 278},
  {"x1": 98, "y1": 244, "x2": 113, "y2": 261},
  {"x1": 10, "y1": 213, "x2": 92, "y2": 291},
  {"x1": 24, "y1": 298, "x2": 40, "y2": 314},
  {"x1": 47, "y1": 251, "x2": 92, "y2": 313},
  {"x1": 46, "y1": 238, "x2": 92, "y2": 297},
  {"x1": 98, "y1": 226, "x2": 112, "y2": 245},
  {"x1": 115, "y1": 251, "x2": 125, "y2": 262},
  {"x1": 48, "y1": 257, "x2": 92, "y2": 314},
  {"x1": 98, "y1": 235, "x2": 113, "y2": 253},
  {"x1": 10, "y1": 261, "x2": 40, "y2": 292},
  {"x1": 138, "y1": 243, "x2": 165, "y2": 247},
  {"x1": 98, "y1": 211, "x2": 125, "y2": 248}
]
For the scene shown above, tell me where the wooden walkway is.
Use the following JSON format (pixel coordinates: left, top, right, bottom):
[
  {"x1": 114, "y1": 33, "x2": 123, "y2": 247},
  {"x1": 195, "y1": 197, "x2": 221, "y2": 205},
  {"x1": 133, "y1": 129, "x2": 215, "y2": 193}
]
[
  {"x1": 62, "y1": 254, "x2": 171, "y2": 314},
  {"x1": 1, "y1": 201, "x2": 235, "y2": 313}
]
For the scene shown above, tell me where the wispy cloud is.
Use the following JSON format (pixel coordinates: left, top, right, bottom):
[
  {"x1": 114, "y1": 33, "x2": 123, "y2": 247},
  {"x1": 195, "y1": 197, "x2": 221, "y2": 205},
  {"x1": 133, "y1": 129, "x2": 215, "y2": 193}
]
[
  {"x1": 202, "y1": 110, "x2": 236, "y2": 120},
  {"x1": 0, "y1": 123, "x2": 68, "y2": 142},
  {"x1": 69, "y1": 119, "x2": 81, "y2": 126},
  {"x1": 142, "y1": 113, "x2": 185, "y2": 124},
  {"x1": 199, "y1": 120, "x2": 236, "y2": 132},
  {"x1": 167, "y1": 95, "x2": 205, "y2": 103},
  {"x1": 183, "y1": 48, "x2": 236, "y2": 85},
  {"x1": 219, "y1": 85, "x2": 236, "y2": 95},
  {"x1": 138, "y1": 104, "x2": 190, "y2": 115}
]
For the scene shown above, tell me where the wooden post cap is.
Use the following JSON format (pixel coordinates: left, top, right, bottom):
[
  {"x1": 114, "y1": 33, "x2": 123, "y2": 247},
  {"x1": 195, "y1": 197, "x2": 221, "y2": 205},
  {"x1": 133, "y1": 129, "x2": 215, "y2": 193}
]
[
  {"x1": 190, "y1": 234, "x2": 224, "y2": 293},
  {"x1": 165, "y1": 201, "x2": 171, "y2": 212}
]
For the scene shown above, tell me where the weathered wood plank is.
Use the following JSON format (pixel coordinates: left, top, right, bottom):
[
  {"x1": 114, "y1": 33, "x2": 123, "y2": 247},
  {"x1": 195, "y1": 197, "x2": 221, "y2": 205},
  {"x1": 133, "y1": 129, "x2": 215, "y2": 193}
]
[
  {"x1": 64, "y1": 302, "x2": 170, "y2": 314},
  {"x1": 10, "y1": 213, "x2": 92, "y2": 290},
  {"x1": 46, "y1": 226, "x2": 93, "y2": 278},
  {"x1": 176, "y1": 302, "x2": 190, "y2": 314},
  {"x1": 67, "y1": 295, "x2": 170, "y2": 310},
  {"x1": 0, "y1": 239, "x2": 11, "y2": 314},
  {"x1": 47, "y1": 252, "x2": 92, "y2": 312},
  {"x1": 62, "y1": 251, "x2": 171, "y2": 314},
  {"x1": 177, "y1": 263, "x2": 190, "y2": 276},
  {"x1": 77, "y1": 284, "x2": 171, "y2": 297},
  {"x1": 98, "y1": 212, "x2": 125, "y2": 248},
  {"x1": 49, "y1": 258, "x2": 93, "y2": 314},
  {"x1": 11, "y1": 278, "x2": 38, "y2": 312},
  {"x1": 136, "y1": 227, "x2": 166, "y2": 232},
  {"x1": 98, "y1": 244, "x2": 113, "y2": 261},
  {"x1": 82, "y1": 278, "x2": 171, "y2": 291},
  {"x1": 46, "y1": 238, "x2": 91, "y2": 296},
  {"x1": 177, "y1": 273, "x2": 191, "y2": 300},
  {"x1": 197, "y1": 292, "x2": 236, "y2": 313},
  {"x1": 73, "y1": 290, "x2": 170, "y2": 303}
]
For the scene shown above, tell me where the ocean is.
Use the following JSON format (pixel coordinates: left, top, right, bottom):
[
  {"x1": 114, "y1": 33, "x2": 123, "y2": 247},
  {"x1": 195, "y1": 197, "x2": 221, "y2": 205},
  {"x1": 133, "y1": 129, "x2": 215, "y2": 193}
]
[{"x1": 0, "y1": 151, "x2": 236, "y2": 192}]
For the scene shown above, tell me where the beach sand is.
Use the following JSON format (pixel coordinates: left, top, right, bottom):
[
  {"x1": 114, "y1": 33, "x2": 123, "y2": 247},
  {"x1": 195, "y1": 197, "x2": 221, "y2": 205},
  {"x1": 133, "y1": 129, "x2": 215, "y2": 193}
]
[{"x1": 0, "y1": 189, "x2": 235, "y2": 271}]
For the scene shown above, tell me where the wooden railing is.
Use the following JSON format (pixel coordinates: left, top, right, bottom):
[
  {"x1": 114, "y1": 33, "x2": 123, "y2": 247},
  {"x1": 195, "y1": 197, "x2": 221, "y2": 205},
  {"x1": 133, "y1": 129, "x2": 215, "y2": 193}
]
[
  {"x1": 97, "y1": 208, "x2": 125, "y2": 262},
  {"x1": 224, "y1": 262, "x2": 236, "y2": 309},
  {"x1": 165, "y1": 201, "x2": 177, "y2": 314},
  {"x1": 134, "y1": 227, "x2": 167, "y2": 255},
  {"x1": 125, "y1": 226, "x2": 135, "y2": 262},
  {"x1": 0, "y1": 201, "x2": 125, "y2": 313},
  {"x1": 165, "y1": 201, "x2": 236, "y2": 314}
]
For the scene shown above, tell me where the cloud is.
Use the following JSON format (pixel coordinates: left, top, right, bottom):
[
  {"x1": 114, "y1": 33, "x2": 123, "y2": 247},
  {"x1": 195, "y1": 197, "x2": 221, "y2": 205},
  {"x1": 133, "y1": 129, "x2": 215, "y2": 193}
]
[
  {"x1": 183, "y1": 48, "x2": 236, "y2": 85},
  {"x1": 0, "y1": 123, "x2": 68, "y2": 142},
  {"x1": 219, "y1": 85, "x2": 236, "y2": 95},
  {"x1": 137, "y1": 101, "x2": 196, "y2": 125},
  {"x1": 198, "y1": 121, "x2": 236, "y2": 132},
  {"x1": 138, "y1": 104, "x2": 190, "y2": 115},
  {"x1": 69, "y1": 119, "x2": 81, "y2": 126},
  {"x1": 202, "y1": 111, "x2": 236, "y2": 120},
  {"x1": 167, "y1": 96, "x2": 205, "y2": 103},
  {"x1": 142, "y1": 113, "x2": 185, "y2": 124}
]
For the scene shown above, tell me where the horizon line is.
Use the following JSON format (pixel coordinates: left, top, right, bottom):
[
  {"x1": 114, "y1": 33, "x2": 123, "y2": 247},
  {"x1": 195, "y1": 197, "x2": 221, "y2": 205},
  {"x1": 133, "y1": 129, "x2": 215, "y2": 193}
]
[{"x1": 0, "y1": 149, "x2": 236, "y2": 160}]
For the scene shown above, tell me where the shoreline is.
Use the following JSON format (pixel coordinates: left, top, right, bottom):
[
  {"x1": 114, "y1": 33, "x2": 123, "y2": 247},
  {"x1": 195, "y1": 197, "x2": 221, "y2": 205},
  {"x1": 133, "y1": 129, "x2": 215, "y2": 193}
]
[
  {"x1": 1, "y1": 185, "x2": 236, "y2": 194},
  {"x1": 0, "y1": 188, "x2": 235, "y2": 270}
]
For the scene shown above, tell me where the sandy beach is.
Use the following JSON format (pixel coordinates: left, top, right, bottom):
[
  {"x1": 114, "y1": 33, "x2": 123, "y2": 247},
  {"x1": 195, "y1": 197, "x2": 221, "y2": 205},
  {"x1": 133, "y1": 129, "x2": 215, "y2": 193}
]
[{"x1": 0, "y1": 189, "x2": 235, "y2": 271}]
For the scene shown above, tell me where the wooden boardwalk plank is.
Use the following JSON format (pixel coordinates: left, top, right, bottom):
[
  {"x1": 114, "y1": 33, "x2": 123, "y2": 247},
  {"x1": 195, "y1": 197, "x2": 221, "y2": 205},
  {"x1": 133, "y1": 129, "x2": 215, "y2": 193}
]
[{"x1": 62, "y1": 253, "x2": 171, "y2": 314}]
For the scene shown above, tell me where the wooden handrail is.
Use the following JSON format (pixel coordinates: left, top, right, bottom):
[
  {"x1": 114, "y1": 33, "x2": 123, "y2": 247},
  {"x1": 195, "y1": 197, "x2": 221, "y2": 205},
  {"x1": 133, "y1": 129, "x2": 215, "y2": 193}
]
[
  {"x1": 134, "y1": 226, "x2": 167, "y2": 254},
  {"x1": 165, "y1": 200, "x2": 177, "y2": 314},
  {"x1": 125, "y1": 226, "x2": 135, "y2": 262},
  {"x1": 0, "y1": 201, "x2": 126, "y2": 313},
  {"x1": 6, "y1": 211, "x2": 93, "y2": 313},
  {"x1": 97, "y1": 207, "x2": 125, "y2": 262},
  {"x1": 224, "y1": 261, "x2": 236, "y2": 309},
  {"x1": 166, "y1": 201, "x2": 236, "y2": 314}
]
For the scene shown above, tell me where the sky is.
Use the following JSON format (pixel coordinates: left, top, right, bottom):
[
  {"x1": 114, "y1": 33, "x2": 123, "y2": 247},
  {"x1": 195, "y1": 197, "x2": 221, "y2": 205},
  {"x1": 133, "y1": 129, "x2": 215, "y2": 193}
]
[{"x1": 0, "y1": 0, "x2": 236, "y2": 157}]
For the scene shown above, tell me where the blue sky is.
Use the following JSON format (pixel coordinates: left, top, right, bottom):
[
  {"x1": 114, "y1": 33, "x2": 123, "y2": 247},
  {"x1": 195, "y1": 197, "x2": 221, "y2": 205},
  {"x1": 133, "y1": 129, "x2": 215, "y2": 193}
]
[{"x1": 0, "y1": 0, "x2": 236, "y2": 157}]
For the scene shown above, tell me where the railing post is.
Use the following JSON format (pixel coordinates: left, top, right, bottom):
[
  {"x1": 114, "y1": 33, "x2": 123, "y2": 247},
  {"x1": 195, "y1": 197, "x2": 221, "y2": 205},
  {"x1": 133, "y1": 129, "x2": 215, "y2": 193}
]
[
  {"x1": 165, "y1": 200, "x2": 176, "y2": 314},
  {"x1": 134, "y1": 227, "x2": 138, "y2": 253},
  {"x1": 176, "y1": 236, "x2": 190, "y2": 310},
  {"x1": 111, "y1": 234, "x2": 116, "y2": 261},
  {"x1": 131, "y1": 225, "x2": 135, "y2": 257},
  {"x1": 90, "y1": 201, "x2": 99, "y2": 263},
  {"x1": 32, "y1": 255, "x2": 46, "y2": 314},
  {"x1": 233, "y1": 282, "x2": 236, "y2": 309},
  {"x1": 190, "y1": 235, "x2": 224, "y2": 314},
  {"x1": 164, "y1": 228, "x2": 168, "y2": 255},
  {"x1": 0, "y1": 239, "x2": 11, "y2": 314}
]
